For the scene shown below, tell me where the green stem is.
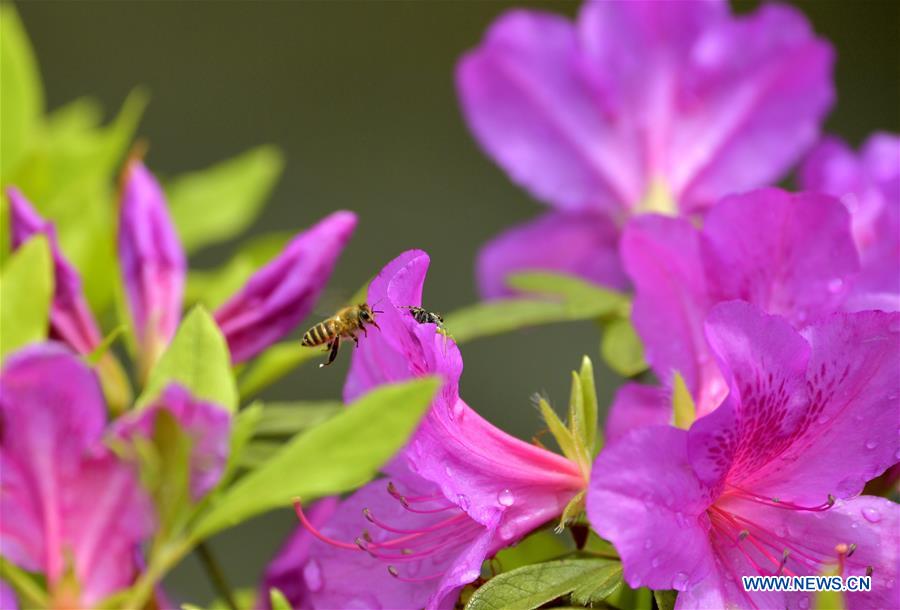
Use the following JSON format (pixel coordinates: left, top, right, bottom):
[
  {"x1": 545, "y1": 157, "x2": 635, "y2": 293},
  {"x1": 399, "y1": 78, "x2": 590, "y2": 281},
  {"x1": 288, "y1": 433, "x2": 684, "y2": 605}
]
[
  {"x1": 121, "y1": 538, "x2": 193, "y2": 609},
  {"x1": 196, "y1": 542, "x2": 239, "y2": 610},
  {"x1": 0, "y1": 556, "x2": 48, "y2": 608}
]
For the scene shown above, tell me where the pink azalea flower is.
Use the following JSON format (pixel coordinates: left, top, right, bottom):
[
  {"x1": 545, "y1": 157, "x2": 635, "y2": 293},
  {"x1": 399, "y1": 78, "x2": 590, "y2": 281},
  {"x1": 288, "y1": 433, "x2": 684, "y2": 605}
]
[
  {"x1": 6, "y1": 187, "x2": 103, "y2": 355},
  {"x1": 274, "y1": 250, "x2": 585, "y2": 610},
  {"x1": 800, "y1": 132, "x2": 900, "y2": 304},
  {"x1": 457, "y1": 0, "x2": 834, "y2": 297},
  {"x1": 117, "y1": 161, "x2": 357, "y2": 367},
  {"x1": 0, "y1": 344, "x2": 231, "y2": 607},
  {"x1": 0, "y1": 344, "x2": 153, "y2": 607},
  {"x1": 111, "y1": 385, "x2": 231, "y2": 500},
  {"x1": 607, "y1": 187, "x2": 862, "y2": 437},
  {"x1": 119, "y1": 160, "x2": 188, "y2": 376},
  {"x1": 587, "y1": 302, "x2": 900, "y2": 609}
]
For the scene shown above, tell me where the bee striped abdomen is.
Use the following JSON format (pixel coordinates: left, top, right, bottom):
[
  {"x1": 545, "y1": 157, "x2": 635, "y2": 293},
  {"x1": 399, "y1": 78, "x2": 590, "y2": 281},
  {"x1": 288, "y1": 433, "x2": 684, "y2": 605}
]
[{"x1": 303, "y1": 320, "x2": 334, "y2": 346}]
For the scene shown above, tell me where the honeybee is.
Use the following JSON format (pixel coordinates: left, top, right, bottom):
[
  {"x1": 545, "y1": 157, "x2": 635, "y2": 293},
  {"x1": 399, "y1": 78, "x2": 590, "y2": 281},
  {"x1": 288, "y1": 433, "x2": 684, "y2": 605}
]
[
  {"x1": 401, "y1": 306, "x2": 453, "y2": 345},
  {"x1": 302, "y1": 303, "x2": 381, "y2": 368}
]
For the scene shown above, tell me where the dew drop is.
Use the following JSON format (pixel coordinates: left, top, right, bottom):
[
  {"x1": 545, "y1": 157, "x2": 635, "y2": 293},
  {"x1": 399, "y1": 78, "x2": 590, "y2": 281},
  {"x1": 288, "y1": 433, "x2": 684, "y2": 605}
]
[
  {"x1": 452, "y1": 400, "x2": 465, "y2": 419},
  {"x1": 862, "y1": 507, "x2": 882, "y2": 523},
  {"x1": 644, "y1": 538, "x2": 653, "y2": 550},
  {"x1": 817, "y1": 414, "x2": 829, "y2": 424},
  {"x1": 497, "y1": 488, "x2": 515, "y2": 507},
  {"x1": 776, "y1": 527, "x2": 787, "y2": 538},
  {"x1": 850, "y1": 522, "x2": 859, "y2": 529},
  {"x1": 461, "y1": 569, "x2": 481, "y2": 583},
  {"x1": 865, "y1": 439, "x2": 878, "y2": 450},
  {"x1": 499, "y1": 523, "x2": 516, "y2": 542},
  {"x1": 304, "y1": 559, "x2": 324, "y2": 592},
  {"x1": 651, "y1": 556, "x2": 661, "y2": 568},
  {"x1": 827, "y1": 278, "x2": 844, "y2": 294},
  {"x1": 798, "y1": 596, "x2": 810, "y2": 609},
  {"x1": 672, "y1": 571, "x2": 690, "y2": 592},
  {"x1": 456, "y1": 494, "x2": 470, "y2": 511}
]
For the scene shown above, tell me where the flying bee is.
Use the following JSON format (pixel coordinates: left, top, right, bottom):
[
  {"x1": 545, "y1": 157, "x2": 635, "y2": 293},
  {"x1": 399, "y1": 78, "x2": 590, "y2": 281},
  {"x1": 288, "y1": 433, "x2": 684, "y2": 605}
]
[
  {"x1": 302, "y1": 303, "x2": 381, "y2": 368},
  {"x1": 400, "y1": 306, "x2": 453, "y2": 349}
]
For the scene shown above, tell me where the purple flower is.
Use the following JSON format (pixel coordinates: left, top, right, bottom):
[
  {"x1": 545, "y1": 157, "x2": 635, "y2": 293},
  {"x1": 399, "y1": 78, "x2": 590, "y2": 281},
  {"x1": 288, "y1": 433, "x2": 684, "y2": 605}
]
[
  {"x1": 587, "y1": 302, "x2": 899, "y2": 609},
  {"x1": 214, "y1": 210, "x2": 357, "y2": 363},
  {"x1": 118, "y1": 161, "x2": 357, "y2": 367},
  {"x1": 119, "y1": 160, "x2": 188, "y2": 377},
  {"x1": 607, "y1": 188, "x2": 861, "y2": 435},
  {"x1": 6, "y1": 187, "x2": 103, "y2": 354},
  {"x1": 0, "y1": 344, "x2": 153, "y2": 607},
  {"x1": 276, "y1": 251, "x2": 584, "y2": 610},
  {"x1": 257, "y1": 499, "x2": 339, "y2": 610},
  {"x1": 801, "y1": 133, "x2": 900, "y2": 303},
  {"x1": 111, "y1": 385, "x2": 231, "y2": 500},
  {"x1": 457, "y1": 0, "x2": 834, "y2": 296}
]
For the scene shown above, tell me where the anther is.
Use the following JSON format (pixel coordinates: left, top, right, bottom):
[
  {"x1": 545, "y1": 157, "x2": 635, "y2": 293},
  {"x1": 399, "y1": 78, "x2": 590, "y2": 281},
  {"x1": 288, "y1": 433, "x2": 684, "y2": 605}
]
[
  {"x1": 388, "y1": 566, "x2": 400, "y2": 578},
  {"x1": 827, "y1": 494, "x2": 836, "y2": 508},
  {"x1": 866, "y1": 566, "x2": 873, "y2": 577},
  {"x1": 848, "y1": 543, "x2": 857, "y2": 557},
  {"x1": 777, "y1": 550, "x2": 790, "y2": 575},
  {"x1": 738, "y1": 530, "x2": 750, "y2": 541},
  {"x1": 363, "y1": 508, "x2": 375, "y2": 523}
]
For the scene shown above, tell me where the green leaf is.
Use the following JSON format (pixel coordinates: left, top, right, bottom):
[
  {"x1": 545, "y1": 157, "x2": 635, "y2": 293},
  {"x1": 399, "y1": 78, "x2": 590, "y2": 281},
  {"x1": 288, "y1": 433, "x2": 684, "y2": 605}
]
[
  {"x1": 186, "y1": 232, "x2": 291, "y2": 310},
  {"x1": 465, "y1": 558, "x2": 620, "y2": 610},
  {"x1": 445, "y1": 298, "x2": 614, "y2": 345},
  {"x1": 86, "y1": 325, "x2": 127, "y2": 364},
  {"x1": 269, "y1": 588, "x2": 291, "y2": 610},
  {"x1": 536, "y1": 396, "x2": 578, "y2": 466},
  {"x1": 570, "y1": 562, "x2": 623, "y2": 606},
  {"x1": 653, "y1": 590, "x2": 678, "y2": 610},
  {"x1": 220, "y1": 402, "x2": 263, "y2": 485},
  {"x1": 139, "y1": 306, "x2": 238, "y2": 412},
  {"x1": 0, "y1": 236, "x2": 52, "y2": 360},
  {"x1": 238, "y1": 341, "x2": 320, "y2": 400},
  {"x1": 578, "y1": 356, "x2": 600, "y2": 454},
  {"x1": 0, "y1": 3, "x2": 43, "y2": 181},
  {"x1": 0, "y1": 555, "x2": 48, "y2": 608},
  {"x1": 507, "y1": 272, "x2": 628, "y2": 317},
  {"x1": 600, "y1": 317, "x2": 648, "y2": 377},
  {"x1": 671, "y1": 372, "x2": 696, "y2": 430},
  {"x1": 168, "y1": 146, "x2": 284, "y2": 253},
  {"x1": 236, "y1": 440, "x2": 282, "y2": 470},
  {"x1": 191, "y1": 377, "x2": 438, "y2": 540},
  {"x1": 252, "y1": 401, "x2": 342, "y2": 437},
  {"x1": 494, "y1": 530, "x2": 570, "y2": 573}
]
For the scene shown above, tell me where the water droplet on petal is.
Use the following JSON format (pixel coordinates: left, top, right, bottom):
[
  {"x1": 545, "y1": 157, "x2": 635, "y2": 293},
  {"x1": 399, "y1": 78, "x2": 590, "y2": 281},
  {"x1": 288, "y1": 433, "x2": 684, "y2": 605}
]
[
  {"x1": 456, "y1": 494, "x2": 470, "y2": 511},
  {"x1": 497, "y1": 488, "x2": 515, "y2": 507},
  {"x1": 850, "y1": 522, "x2": 859, "y2": 529},
  {"x1": 865, "y1": 439, "x2": 878, "y2": 450},
  {"x1": 452, "y1": 400, "x2": 465, "y2": 419},
  {"x1": 776, "y1": 527, "x2": 787, "y2": 537},
  {"x1": 827, "y1": 279, "x2": 844, "y2": 294},
  {"x1": 644, "y1": 539, "x2": 653, "y2": 550},
  {"x1": 798, "y1": 596, "x2": 810, "y2": 609},
  {"x1": 862, "y1": 507, "x2": 882, "y2": 523},
  {"x1": 444, "y1": 465, "x2": 453, "y2": 478},
  {"x1": 499, "y1": 523, "x2": 516, "y2": 542},
  {"x1": 651, "y1": 556, "x2": 661, "y2": 568},
  {"x1": 304, "y1": 559, "x2": 324, "y2": 592},
  {"x1": 461, "y1": 569, "x2": 481, "y2": 583},
  {"x1": 672, "y1": 572, "x2": 690, "y2": 592}
]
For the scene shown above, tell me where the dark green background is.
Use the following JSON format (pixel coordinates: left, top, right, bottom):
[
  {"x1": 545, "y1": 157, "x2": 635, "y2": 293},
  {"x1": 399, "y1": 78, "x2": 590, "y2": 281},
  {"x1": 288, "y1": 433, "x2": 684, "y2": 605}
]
[{"x1": 15, "y1": 0, "x2": 900, "y2": 604}]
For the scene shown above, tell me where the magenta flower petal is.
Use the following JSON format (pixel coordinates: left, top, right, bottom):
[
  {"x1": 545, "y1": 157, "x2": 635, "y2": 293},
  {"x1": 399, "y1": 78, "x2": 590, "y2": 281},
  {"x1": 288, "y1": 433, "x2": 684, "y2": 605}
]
[
  {"x1": 6, "y1": 187, "x2": 103, "y2": 354},
  {"x1": 702, "y1": 189, "x2": 859, "y2": 325},
  {"x1": 259, "y1": 498, "x2": 339, "y2": 609},
  {"x1": 605, "y1": 382, "x2": 670, "y2": 444},
  {"x1": 476, "y1": 211, "x2": 627, "y2": 298},
  {"x1": 111, "y1": 385, "x2": 231, "y2": 500},
  {"x1": 693, "y1": 302, "x2": 900, "y2": 502},
  {"x1": 801, "y1": 133, "x2": 900, "y2": 298},
  {"x1": 620, "y1": 214, "x2": 723, "y2": 416},
  {"x1": 300, "y1": 250, "x2": 583, "y2": 609},
  {"x1": 215, "y1": 210, "x2": 356, "y2": 363},
  {"x1": 589, "y1": 302, "x2": 899, "y2": 606},
  {"x1": 118, "y1": 161, "x2": 187, "y2": 373},
  {"x1": 457, "y1": 9, "x2": 640, "y2": 213},
  {"x1": 0, "y1": 583, "x2": 16, "y2": 610},
  {"x1": 0, "y1": 344, "x2": 152, "y2": 605},
  {"x1": 459, "y1": 1, "x2": 833, "y2": 215},
  {"x1": 587, "y1": 426, "x2": 717, "y2": 592}
]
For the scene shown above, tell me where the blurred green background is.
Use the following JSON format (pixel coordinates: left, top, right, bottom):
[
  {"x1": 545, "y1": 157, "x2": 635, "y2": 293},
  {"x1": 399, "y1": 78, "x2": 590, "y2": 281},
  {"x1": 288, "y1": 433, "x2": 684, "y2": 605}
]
[{"x1": 13, "y1": 0, "x2": 900, "y2": 604}]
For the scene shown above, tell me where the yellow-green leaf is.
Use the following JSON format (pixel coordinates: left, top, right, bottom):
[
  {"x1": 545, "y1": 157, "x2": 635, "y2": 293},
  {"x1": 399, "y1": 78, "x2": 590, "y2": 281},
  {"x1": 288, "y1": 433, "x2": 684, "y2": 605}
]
[{"x1": 0, "y1": 236, "x2": 52, "y2": 360}]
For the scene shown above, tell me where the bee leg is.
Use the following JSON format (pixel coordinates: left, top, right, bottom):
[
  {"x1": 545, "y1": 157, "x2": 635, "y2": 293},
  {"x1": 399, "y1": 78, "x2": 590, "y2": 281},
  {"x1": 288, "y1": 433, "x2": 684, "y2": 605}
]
[
  {"x1": 360, "y1": 324, "x2": 368, "y2": 337},
  {"x1": 319, "y1": 337, "x2": 341, "y2": 368},
  {"x1": 350, "y1": 332, "x2": 359, "y2": 347}
]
